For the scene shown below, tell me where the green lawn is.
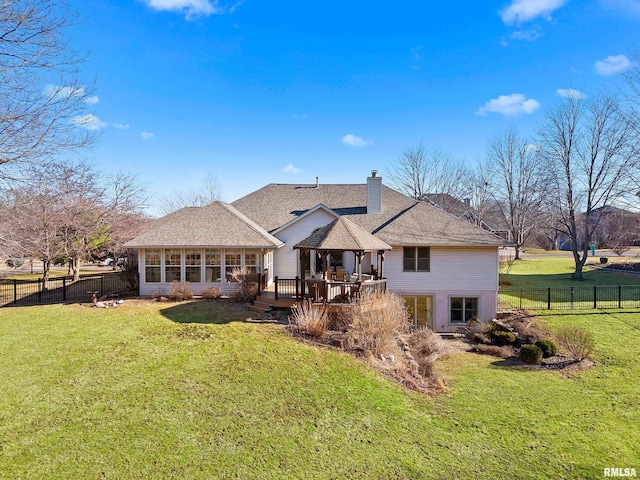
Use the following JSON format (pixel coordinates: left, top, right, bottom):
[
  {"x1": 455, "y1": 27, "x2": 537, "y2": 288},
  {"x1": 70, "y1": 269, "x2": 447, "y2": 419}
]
[
  {"x1": 502, "y1": 256, "x2": 640, "y2": 289},
  {"x1": 1, "y1": 300, "x2": 639, "y2": 478}
]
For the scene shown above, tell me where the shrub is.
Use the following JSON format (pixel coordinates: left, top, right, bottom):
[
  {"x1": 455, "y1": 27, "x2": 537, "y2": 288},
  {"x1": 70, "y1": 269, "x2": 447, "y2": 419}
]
[
  {"x1": 346, "y1": 291, "x2": 410, "y2": 357},
  {"x1": 471, "y1": 332, "x2": 491, "y2": 344},
  {"x1": 229, "y1": 267, "x2": 259, "y2": 303},
  {"x1": 555, "y1": 326, "x2": 594, "y2": 361},
  {"x1": 201, "y1": 286, "x2": 222, "y2": 299},
  {"x1": 289, "y1": 299, "x2": 327, "y2": 338},
  {"x1": 490, "y1": 330, "x2": 517, "y2": 346},
  {"x1": 5, "y1": 258, "x2": 25, "y2": 269},
  {"x1": 520, "y1": 344, "x2": 543, "y2": 365},
  {"x1": 470, "y1": 344, "x2": 515, "y2": 358},
  {"x1": 407, "y1": 327, "x2": 444, "y2": 378},
  {"x1": 535, "y1": 339, "x2": 558, "y2": 358},
  {"x1": 168, "y1": 281, "x2": 193, "y2": 301}
]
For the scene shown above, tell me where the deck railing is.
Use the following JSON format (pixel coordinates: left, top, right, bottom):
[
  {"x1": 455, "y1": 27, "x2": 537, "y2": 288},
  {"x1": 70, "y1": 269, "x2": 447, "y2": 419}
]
[{"x1": 274, "y1": 276, "x2": 386, "y2": 303}]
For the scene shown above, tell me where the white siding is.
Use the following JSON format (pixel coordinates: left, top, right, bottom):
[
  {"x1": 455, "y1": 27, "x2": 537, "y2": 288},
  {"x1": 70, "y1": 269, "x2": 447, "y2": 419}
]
[
  {"x1": 385, "y1": 246, "x2": 499, "y2": 333},
  {"x1": 273, "y1": 209, "x2": 337, "y2": 278}
]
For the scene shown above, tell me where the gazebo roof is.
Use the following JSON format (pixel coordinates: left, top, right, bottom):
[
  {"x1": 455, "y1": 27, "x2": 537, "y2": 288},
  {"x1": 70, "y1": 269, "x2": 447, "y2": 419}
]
[{"x1": 294, "y1": 217, "x2": 392, "y2": 252}]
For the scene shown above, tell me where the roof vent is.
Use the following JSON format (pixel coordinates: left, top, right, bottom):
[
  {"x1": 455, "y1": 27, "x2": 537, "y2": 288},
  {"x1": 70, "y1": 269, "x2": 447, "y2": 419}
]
[
  {"x1": 371, "y1": 170, "x2": 378, "y2": 177},
  {"x1": 315, "y1": 176, "x2": 319, "y2": 188}
]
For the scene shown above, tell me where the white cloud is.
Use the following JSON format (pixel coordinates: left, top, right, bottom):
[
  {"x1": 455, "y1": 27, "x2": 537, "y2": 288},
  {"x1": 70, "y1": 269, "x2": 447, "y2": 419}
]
[
  {"x1": 341, "y1": 134, "x2": 371, "y2": 148},
  {"x1": 500, "y1": 0, "x2": 567, "y2": 24},
  {"x1": 72, "y1": 114, "x2": 107, "y2": 130},
  {"x1": 141, "y1": 131, "x2": 155, "y2": 140},
  {"x1": 557, "y1": 88, "x2": 586, "y2": 99},
  {"x1": 84, "y1": 95, "x2": 100, "y2": 105},
  {"x1": 594, "y1": 54, "x2": 631, "y2": 76},
  {"x1": 509, "y1": 28, "x2": 541, "y2": 41},
  {"x1": 476, "y1": 93, "x2": 541, "y2": 117},
  {"x1": 113, "y1": 122, "x2": 130, "y2": 129},
  {"x1": 143, "y1": 0, "x2": 227, "y2": 19},
  {"x1": 282, "y1": 164, "x2": 301, "y2": 174}
]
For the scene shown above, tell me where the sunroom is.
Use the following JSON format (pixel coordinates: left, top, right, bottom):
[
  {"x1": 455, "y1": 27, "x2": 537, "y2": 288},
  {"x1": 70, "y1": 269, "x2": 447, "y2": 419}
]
[{"x1": 124, "y1": 202, "x2": 284, "y2": 296}]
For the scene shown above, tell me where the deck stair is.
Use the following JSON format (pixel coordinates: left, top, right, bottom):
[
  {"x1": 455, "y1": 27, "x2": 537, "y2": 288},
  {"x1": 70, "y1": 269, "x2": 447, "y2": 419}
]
[{"x1": 248, "y1": 298, "x2": 273, "y2": 314}]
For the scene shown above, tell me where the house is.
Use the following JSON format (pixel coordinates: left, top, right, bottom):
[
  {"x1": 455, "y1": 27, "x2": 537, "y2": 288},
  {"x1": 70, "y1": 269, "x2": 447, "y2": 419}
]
[{"x1": 125, "y1": 171, "x2": 507, "y2": 333}]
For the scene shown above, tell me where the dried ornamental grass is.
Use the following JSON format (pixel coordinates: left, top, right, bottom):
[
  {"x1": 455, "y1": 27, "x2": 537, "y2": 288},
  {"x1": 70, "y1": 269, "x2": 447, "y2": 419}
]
[
  {"x1": 168, "y1": 281, "x2": 193, "y2": 301},
  {"x1": 289, "y1": 299, "x2": 327, "y2": 338},
  {"x1": 555, "y1": 325, "x2": 594, "y2": 361},
  {"x1": 346, "y1": 291, "x2": 410, "y2": 357}
]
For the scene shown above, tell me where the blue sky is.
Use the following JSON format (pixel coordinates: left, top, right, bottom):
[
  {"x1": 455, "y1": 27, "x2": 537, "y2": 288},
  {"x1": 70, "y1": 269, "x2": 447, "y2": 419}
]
[{"x1": 63, "y1": 0, "x2": 639, "y2": 212}]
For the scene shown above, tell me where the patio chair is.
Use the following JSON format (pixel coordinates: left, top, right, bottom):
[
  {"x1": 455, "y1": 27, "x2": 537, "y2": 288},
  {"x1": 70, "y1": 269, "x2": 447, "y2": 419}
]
[{"x1": 335, "y1": 269, "x2": 345, "y2": 281}]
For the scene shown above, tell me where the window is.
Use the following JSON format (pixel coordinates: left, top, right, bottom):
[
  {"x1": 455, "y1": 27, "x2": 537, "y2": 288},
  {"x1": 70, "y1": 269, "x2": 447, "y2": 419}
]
[
  {"x1": 403, "y1": 247, "x2": 430, "y2": 272},
  {"x1": 225, "y1": 251, "x2": 241, "y2": 281},
  {"x1": 185, "y1": 249, "x2": 201, "y2": 283},
  {"x1": 244, "y1": 250, "x2": 260, "y2": 274},
  {"x1": 450, "y1": 297, "x2": 478, "y2": 324},
  {"x1": 402, "y1": 296, "x2": 433, "y2": 329},
  {"x1": 205, "y1": 249, "x2": 221, "y2": 282},
  {"x1": 165, "y1": 249, "x2": 182, "y2": 283},
  {"x1": 145, "y1": 249, "x2": 161, "y2": 283}
]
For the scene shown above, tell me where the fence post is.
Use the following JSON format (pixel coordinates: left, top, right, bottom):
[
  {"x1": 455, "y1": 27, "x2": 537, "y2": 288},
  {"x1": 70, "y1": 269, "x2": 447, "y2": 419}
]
[
  {"x1": 547, "y1": 287, "x2": 551, "y2": 310},
  {"x1": 63, "y1": 277, "x2": 67, "y2": 302},
  {"x1": 13, "y1": 279, "x2": 17, "y2": 304},
  {"x1": 38, "y1": 278, "x2": 42, "y2": 303},
  {"x1": 593, "y1": 286, "x2": 597, "y2": 309},
  {"x1": 618, "y1": 285, "x2": 622, "y2": 309},
  {"x1": 519, "y1": 288, "x2": 522, "y2": 310},
  {"x1": 101, "y1": 276, "x2": 104, "y2": 296},
  {"x1": 570, "y1": 287, "x2": 574, "y2": 310},
  {"x1": 274, "y1": 276, "x2": 279, "y2": 301}
]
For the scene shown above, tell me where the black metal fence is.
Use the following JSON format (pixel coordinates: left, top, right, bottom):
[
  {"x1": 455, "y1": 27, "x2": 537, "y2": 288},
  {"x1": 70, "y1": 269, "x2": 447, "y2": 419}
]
[
  {"x1": 499, "y1": 285, "x2": 640, "y2": 311},
  {"x1": 0, "y1": 273, "x2": 135, "y2": 307}
]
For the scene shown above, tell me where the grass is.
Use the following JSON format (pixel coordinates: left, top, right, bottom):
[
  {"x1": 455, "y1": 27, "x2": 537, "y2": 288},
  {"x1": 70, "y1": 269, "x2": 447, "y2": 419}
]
[
  {"x1": 2, "y1": 299, "x2": 639, "y2": 478},
  {"x1": 502, "y1": 256, "x2": 640, "y2": 289},
  {"x1": 500, "y1": 256, "x2": 640, "y2": 310}
]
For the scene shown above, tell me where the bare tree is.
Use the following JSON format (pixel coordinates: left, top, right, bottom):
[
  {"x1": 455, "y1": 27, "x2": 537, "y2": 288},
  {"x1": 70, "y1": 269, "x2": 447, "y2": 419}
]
[
  {"x1": 386, "y1": 144, "x2": 468, "y2": 205},
  {"x1": 157, "y1": 176, "x2": 222, "y2": 215},
  {"x1": 3, "y1": 163, "x2": 66, "y2": 289},
  {"x1": 461, "y1": 159, "x2": 495, "y2": 229},
  {"x1": 0, "y1": 0, "x2": 95, "y2": 183},
  {"x1": 486, "y1": 128, "x2": 546, "y2": 260},
  {"x1": 622, "y1": 49, "x2": 640, "y2": 200},
  {"x1": 3, "y1": 161, "x2": 148, "y2": 283},
  {"x1": 537, "y1": 93, "x2": 635, "y2": 280}
]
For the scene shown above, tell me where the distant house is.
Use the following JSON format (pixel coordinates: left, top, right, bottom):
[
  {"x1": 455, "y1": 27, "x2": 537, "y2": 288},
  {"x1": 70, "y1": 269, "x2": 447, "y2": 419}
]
[
  {"x1": 126, "y1": 172, "x2": 507, "y2": 333},
  {"x1": 423, "y1": 193, "x2": 511, "y2": 242}
]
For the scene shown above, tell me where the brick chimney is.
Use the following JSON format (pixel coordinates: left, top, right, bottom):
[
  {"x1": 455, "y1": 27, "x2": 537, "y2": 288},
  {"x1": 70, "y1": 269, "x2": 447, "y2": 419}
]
[{"x1": 367, "y1": 170, "x2": 382, "y2": 214}]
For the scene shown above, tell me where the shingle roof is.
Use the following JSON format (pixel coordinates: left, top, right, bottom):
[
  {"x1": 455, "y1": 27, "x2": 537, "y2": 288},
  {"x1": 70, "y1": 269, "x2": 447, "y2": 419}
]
[
  {"x1": 294, "y1": 217, "x2": 392, "y2": 251},
  {"x1": 124, "y1": 201, "x2": 283, "y2": 248},
  {"x1": 232, "y1": 183, "x2": 506, "y2": 247}
]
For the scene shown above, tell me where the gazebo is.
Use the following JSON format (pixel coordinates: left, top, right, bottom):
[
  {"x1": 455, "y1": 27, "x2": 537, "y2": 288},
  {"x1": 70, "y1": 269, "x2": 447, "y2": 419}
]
[{"x1": 293, "y1": 217, "x2": 392, "y2": 282}]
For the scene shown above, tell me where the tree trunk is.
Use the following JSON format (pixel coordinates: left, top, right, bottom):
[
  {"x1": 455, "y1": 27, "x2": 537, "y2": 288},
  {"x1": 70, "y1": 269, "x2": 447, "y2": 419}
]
[
  {"x1": 42, "y1": 259, "x2": 51, "y2": 291},
  {"x1": 71, "y1": 255, "x2": 80, "y2": 282},
  {"x1": 514, "y1": 245, "x2": 521, "y2": 260}
]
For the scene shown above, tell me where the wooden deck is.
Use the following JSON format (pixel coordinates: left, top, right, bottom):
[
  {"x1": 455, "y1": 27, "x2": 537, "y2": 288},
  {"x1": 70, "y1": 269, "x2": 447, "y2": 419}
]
[{"x1": 251, "y1": 277, "x2": 387, "y2": 313}]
